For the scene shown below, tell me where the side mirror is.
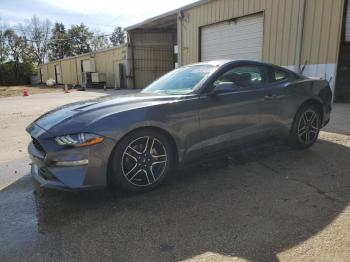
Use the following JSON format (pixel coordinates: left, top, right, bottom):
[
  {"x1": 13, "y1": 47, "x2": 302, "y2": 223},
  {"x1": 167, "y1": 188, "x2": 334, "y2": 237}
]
[{"x1": 211, "y1": 82, "x2": 238, "y2": 95}]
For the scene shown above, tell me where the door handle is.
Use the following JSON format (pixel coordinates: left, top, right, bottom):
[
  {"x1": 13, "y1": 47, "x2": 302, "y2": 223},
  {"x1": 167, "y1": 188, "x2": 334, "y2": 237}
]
[{"x1": 264, "y1": 94, "x2": 277, "y2": 100}]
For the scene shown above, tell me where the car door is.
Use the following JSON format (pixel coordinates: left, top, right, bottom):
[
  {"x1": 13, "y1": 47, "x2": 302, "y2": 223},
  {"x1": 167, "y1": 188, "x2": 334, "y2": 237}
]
[
  {"x1": 197, "y1": 64, "x2": 270, "y2": 153},
  {"x1": 259, "y1": 67, "x2": 293, "y2": 134}
]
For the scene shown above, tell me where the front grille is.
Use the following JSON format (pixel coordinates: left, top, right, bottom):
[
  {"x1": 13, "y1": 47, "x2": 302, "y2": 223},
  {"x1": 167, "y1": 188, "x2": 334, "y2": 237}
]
[
  {"x1": 39, "y1": 167, "x2": 58, "y2": 181},
  {"x1": 31, "y1": 137, "x2": 46, "y2": 154}
]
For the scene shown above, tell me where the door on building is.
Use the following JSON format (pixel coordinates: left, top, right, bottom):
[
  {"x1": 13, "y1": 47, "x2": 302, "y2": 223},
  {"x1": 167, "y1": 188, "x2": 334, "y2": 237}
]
[
  {"x1": 81, "y1": 59, "x2": 92, "y2": 85},
  {"x1": 200, "y1": 13, "x2": 264, "y2": 62},
  {"x1": 335, "y1": 0, "x2": 350, "y2": 102},
  {"x1": 113, "y1": 60, "x2": 119, "y2": 89},
  {"x1": 113, "y1": 61, "x2": 125, "y2": 89},
  {"x1": 55, "y1": 64, "x2": 62, "y2": 84},
  {"x1": 39, "y1": 68, "x2": 43, "y2": 83},
  {"x1": 119, "y1": 63, "x2": 125, "y2": 89}
]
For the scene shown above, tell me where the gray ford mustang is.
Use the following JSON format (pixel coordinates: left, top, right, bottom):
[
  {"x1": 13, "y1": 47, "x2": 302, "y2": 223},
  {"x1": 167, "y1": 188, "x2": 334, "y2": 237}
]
[{"x1": 27, "y1": 60, "x2": 332, "y2": 191}]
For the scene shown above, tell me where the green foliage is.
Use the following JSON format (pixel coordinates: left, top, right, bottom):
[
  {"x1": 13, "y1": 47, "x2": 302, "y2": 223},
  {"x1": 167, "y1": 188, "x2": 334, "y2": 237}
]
[
  {"x1": 49, "y1": 22, "x2": 70, "y2": 61},
  {"x1": 0, "y1": 29, "x2": 8, "y2": 64},
  {"x1": 68, "y1": 23, "x2": 93, "y2": 56},
  {"x1": 0, "y1": 61, "x2": 36, "y2": 85},
  {"x1": 91, "y1": 29, "x2": 110, "y2": 51},
  {"x1": 0, "y1": 17, "x2": 9, "y2": 64},
  {"x1": 110, "y1": 27, "x2": 125, "y2": 46}
]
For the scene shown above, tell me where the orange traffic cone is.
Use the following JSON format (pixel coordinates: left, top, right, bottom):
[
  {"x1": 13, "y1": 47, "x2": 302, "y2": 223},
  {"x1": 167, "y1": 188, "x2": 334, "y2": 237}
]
[
  {"x1": 23, "y1": 88, "x2": 29, "y2": 96},
  {"x1": 64, "y1": 84, "x2": 69, "y2": 93}
]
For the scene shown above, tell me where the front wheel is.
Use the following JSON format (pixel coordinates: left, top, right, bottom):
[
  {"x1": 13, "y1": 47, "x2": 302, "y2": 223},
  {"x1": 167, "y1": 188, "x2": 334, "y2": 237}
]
[
  {"x1": 288, "y1": 105, "x2": 321, "y2": 149},
  {"x1": 109, "y1": 129, "x2": 174, "y2": 192}
]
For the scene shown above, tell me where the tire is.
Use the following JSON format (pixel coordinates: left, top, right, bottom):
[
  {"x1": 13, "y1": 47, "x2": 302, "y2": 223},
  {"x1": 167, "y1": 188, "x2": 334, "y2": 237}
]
[
  {"x1": 288, "y1": 105, "x2": 321, "y2": 149},
  {"x1": 109, "y1": 129, "x2": 174, "y2": 192}
]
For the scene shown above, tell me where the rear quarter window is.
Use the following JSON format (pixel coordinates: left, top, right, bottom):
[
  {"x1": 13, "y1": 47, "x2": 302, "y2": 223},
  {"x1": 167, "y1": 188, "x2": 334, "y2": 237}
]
[{"x1": 273, "y1": 69, "x2": 289, "y2": 82}]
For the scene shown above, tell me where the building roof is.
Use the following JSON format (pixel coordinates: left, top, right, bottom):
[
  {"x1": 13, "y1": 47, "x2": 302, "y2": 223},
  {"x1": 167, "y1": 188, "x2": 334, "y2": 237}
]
[
  {"x1": 39, "y1": 44, "x2": 127, "y2": 66},
  {"x1": 125, "y1": 0, "x2": 211, "y2": 31}
]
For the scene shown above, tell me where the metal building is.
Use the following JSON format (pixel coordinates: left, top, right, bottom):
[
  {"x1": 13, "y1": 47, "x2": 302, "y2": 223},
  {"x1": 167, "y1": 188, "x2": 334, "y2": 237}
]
[
  {"x1": 39, "y1": 45, "x2": 127, "y2": 88},
  {"x1": 40, "y1": 0, "x2": 350, "y2": 101}
]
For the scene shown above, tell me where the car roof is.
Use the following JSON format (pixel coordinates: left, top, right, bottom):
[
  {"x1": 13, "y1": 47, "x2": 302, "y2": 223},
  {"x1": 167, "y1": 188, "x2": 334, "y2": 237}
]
[
  {"x1": 190, "y1": 59, "x2": 281, "y2": 68},
  {"x1": 187, "y1": 60, "x2": 303, "y2": 77}
]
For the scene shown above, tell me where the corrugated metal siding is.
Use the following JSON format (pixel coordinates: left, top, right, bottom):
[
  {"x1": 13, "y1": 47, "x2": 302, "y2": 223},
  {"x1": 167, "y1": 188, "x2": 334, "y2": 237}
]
[
  {"x1": 131, "y1": 31, "x2": 175, "y2": 88},
  {"x1": 60, "y1": 59, "x2": 78, "y2": 84},
  {"x1": 94, "y1": 47, "x2": 126, "y2": 87},
  {"x1": 48, "y1": 63, "x2": 55, "y2": 82},
  {"x1": 179, "y1": 0, "x2": 344, "y2": 67},
  {"x1": 301, "y1": 0, "x2": 344, "y2": 65}
]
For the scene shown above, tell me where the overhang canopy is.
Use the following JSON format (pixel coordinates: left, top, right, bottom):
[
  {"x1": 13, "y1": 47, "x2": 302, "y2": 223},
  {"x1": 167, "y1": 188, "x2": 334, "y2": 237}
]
[{"x1": 125, "y1": 0, "x2": 210, "y2": 31}]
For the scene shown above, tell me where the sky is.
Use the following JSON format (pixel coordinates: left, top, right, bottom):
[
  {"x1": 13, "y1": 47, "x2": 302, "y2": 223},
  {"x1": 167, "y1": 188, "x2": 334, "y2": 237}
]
[{"x1": 0, "y1": 0, "x2": 198, "y2": 33}]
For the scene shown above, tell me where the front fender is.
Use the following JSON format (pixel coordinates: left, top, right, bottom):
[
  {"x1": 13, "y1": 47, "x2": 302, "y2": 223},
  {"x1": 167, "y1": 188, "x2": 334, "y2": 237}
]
[{"x1": 87, "y1": 99, "x2": 200, "y2": 165}]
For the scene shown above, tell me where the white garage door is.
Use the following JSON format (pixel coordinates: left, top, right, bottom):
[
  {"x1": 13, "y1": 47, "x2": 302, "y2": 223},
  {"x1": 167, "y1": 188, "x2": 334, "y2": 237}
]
[{"x1": 201, "y1": 14, "x2": 264, "y2": 62}]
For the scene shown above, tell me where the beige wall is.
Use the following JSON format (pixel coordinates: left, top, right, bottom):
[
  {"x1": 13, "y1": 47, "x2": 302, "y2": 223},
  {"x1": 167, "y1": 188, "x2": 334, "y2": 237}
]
[
  {"x1": 60, "y1": 59, "x2": 78, "y2": 84},
  {"x1": 94, "y1": 47, "x2": 126, "y2": 87},
  {"x1": 39, "y1": 46, "x2": 127, "y2": 87},
  {"x1": 301, "y1": 0, "x2": 344, "y2": 65},
  {"x1": 178, "y1": 0, "x2": 344, "y2": 67}
]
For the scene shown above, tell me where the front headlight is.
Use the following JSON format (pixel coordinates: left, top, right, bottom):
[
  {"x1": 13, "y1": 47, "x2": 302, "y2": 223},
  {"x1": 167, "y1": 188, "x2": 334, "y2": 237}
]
[{"x1": 55, "y1": 133, "x2": 104, "y2": 147}]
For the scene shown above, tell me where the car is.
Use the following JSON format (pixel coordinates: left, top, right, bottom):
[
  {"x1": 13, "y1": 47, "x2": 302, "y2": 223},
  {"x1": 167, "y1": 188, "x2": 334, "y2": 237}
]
[{"x1": 26, "y1": 60, "x2": 332, "y2": 192}]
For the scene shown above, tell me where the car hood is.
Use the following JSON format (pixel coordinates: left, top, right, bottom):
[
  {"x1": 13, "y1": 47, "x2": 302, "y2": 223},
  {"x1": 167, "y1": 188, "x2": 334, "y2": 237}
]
[{"x1": 28, "y1": 92, "x2": 190, "y2": 135}]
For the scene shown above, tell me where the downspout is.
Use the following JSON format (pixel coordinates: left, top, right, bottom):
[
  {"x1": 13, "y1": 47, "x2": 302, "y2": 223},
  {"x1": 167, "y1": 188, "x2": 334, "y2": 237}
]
[
  {"x1": 131, "y1": 36, "x2": 136, "y2": 89},
  {"x1": 126, "y1": 32, "x2": 136, "y2": 89},
  {"x1": 177, "y1": 11, "x2": 184, "y2": 66},
  {"x1": 60, "y1": 60, "x2": 63, "y2": 84},
  {"x1": 295, "y1": 0, "x2": 306, "y2": 73},
  {"x1": 75, "y1": 58, "x2": 79, "y2": 85}
]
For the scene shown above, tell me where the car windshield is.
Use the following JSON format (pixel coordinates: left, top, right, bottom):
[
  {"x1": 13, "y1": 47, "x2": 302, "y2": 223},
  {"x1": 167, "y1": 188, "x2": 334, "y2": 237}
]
[{"x1": 141, "y1": 65, "x2": 216, "y2": 95}]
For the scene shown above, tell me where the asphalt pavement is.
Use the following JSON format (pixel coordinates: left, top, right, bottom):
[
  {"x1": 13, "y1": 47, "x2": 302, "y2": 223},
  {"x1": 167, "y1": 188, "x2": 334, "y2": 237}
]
[{"x1": 0, "y1": 91, "x2": 349, "y2": 262}]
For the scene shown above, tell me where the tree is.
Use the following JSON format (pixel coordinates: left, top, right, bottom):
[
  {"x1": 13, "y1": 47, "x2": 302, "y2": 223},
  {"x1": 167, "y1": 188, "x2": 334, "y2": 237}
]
[
  {"x1": 0, "y1": 28, "x2": 8, "y2": 64},
  {"x1": 90, "y1": 29, "x2": 110, "y2": 51},
  {"x1": 68, "y1": 23, "x2": 93, "y2": 56},
  {"x1": 49, "y1": 22, "x2": 70, "y2": 61},
  {"x1": 110, "y1": 27, "x2": 125, "y2": 46},
  {"x1": 19, "y1": 15, "x2": 51, "y2": 65},
  {"x1": 4, "y1": 29, "x2": 28, "y2": 80}
]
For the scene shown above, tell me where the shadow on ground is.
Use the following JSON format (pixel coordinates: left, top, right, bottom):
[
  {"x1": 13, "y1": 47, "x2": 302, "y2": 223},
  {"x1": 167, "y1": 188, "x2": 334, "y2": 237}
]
[{"x1": 0, "y1": 138, "x2": 349, "y2": 261}]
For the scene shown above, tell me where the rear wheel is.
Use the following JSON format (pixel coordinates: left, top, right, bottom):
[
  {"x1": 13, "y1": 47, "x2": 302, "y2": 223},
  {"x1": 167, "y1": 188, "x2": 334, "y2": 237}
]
[
  {"x1": 110, "y1": 129, "x2": 174, "y2": 192},
  {"x1": 288, "y1": 105, "x2": 321, "y2": 149}
]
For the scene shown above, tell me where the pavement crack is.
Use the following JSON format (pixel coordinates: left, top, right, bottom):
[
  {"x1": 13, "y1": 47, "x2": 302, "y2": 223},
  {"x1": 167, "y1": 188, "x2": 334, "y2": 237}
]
[
  {"x1": 259, "y1": 162, "x2": 280, "y2": 175},
  {"x1": 288, "y1": 178, "x2": 346, "y2": 204}
]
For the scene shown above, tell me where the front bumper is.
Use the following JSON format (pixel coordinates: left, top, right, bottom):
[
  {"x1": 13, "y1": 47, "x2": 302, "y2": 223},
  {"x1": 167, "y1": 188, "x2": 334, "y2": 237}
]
[
  {"x1": 30, "y1": 162, "x2": 103, "y2": 191},
  {"x1": 28, "y1": 132, "x2": 116, "y2": 191}
]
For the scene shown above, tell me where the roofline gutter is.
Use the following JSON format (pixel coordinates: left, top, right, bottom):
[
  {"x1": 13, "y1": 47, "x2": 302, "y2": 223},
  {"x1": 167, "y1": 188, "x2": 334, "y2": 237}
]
[{"x1": 177, "y1": 11, "x2": 184, "y2": 66}]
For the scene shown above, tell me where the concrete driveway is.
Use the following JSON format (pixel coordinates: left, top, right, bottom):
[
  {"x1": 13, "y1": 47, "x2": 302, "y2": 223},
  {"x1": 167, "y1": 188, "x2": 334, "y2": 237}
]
[{"x1": 0, "y1": 91, "x2": 349, "y2": 262}]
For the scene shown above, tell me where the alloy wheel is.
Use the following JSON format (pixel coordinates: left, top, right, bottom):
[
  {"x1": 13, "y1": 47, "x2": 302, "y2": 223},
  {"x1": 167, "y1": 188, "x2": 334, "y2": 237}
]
[
  {"x1": 297, "y1": 109, "x2": 319, "y2": 145},
  {"x1": 121, "y1": 136, "x2": 168, "y2": 187}
]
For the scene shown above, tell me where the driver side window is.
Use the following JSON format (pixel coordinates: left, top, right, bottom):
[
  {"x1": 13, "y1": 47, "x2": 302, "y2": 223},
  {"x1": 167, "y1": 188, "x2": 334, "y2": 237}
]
[{"x1": 214, "y1": 65, "x2": 266, "y2": 89}]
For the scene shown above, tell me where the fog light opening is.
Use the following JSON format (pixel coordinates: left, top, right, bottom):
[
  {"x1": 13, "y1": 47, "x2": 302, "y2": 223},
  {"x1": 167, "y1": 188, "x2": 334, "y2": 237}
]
[{"x1": 55, "y1": 159, "x2": 89, "y2": 167}]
